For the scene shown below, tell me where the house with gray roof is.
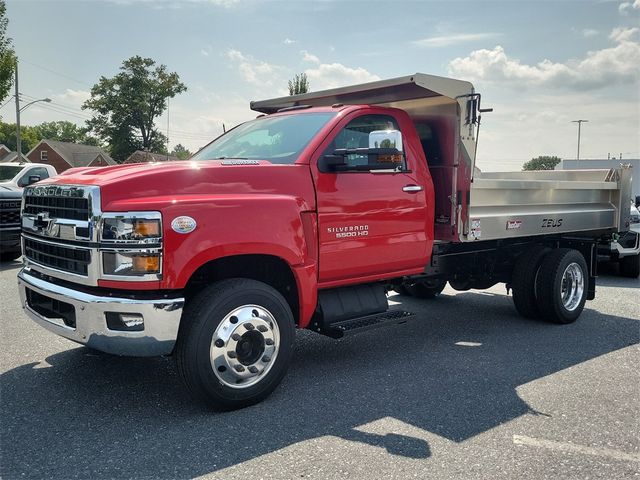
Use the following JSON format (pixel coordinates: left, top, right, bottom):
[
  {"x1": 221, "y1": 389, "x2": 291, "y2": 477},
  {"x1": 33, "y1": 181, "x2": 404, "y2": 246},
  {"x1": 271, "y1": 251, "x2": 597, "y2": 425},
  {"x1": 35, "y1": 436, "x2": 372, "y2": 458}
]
[
  {"x1": 0, "y1": 144, "x2": 18, "y2": 162},
  {"x1": 22, "y1": 139, "x2": 116, "y2": 173}
]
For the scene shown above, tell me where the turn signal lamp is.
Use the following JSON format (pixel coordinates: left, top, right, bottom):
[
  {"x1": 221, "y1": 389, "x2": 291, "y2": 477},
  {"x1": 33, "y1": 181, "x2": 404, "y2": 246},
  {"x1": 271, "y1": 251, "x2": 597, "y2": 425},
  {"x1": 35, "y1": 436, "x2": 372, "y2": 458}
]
[{"x1": 132, "y1": 255, "x2": 160, "y2": 274}]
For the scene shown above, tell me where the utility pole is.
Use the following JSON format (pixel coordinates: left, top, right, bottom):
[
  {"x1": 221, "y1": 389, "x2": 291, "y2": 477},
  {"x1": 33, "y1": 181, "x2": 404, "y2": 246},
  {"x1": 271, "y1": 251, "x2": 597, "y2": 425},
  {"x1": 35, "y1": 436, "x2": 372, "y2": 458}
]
[
  {"x1": 14, "y1": 60, "x2": 21, "y2": 161},
  {"x1": 571, "y1": 119, "x2": 588, "y2": 166}
]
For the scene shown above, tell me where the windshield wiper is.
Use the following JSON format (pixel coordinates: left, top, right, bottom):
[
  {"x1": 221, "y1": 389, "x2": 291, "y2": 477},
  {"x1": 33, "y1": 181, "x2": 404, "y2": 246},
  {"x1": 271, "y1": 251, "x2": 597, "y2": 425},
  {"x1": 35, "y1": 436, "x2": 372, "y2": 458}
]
[{"x1": 213, "y1": 156, "x2": 249, "y2": 160}]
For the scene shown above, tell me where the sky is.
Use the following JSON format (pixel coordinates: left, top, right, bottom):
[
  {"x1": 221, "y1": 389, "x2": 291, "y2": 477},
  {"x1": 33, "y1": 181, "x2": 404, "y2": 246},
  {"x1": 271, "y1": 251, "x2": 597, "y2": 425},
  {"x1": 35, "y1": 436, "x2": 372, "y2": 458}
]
[{"x1": 1, "y1": 0, "x2": 639, "y2": 171}]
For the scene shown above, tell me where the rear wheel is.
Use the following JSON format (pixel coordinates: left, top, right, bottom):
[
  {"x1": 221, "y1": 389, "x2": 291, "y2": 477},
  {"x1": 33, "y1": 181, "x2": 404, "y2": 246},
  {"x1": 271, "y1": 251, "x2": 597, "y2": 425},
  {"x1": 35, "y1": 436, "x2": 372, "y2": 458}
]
[
  {"x1": 537, "y1": 249, "x2": 588, "y2": 324},
  {"x1": 511, "y1": 246, "x2": 550, "y2": 319},
  {"x1": 619, "y1": 254, "x2": 640, "y2": 278},
  {"x1": 406, "y1": 279, "x2": 447, "y2": 299},
  {"x1": 176, "y1": 278, "x2": 295, "y2": 410}
]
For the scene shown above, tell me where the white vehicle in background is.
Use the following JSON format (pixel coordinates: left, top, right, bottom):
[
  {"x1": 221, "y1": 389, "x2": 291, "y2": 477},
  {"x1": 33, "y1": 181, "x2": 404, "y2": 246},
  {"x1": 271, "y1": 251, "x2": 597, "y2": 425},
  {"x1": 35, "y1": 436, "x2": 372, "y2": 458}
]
[
  {"x1": 0, "y1": 162, "x2": 57, "y2": 189},
  {"x1": 599, "y1": 202, "x2": 640, "y2": 278},
  {"x1": 0, "y1": 162, "x2": 57, "y2": 261}
]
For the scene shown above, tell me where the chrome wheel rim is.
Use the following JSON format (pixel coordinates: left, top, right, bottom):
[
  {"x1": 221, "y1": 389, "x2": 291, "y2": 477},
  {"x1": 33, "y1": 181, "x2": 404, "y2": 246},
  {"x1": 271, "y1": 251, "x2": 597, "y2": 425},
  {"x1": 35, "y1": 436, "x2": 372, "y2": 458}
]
[
  {"x1": 210, "y1": 304, "x2": 280, "y2": 389},
  {"x1": 561, "y1": 262, "x2": 584, "y2": 311}
]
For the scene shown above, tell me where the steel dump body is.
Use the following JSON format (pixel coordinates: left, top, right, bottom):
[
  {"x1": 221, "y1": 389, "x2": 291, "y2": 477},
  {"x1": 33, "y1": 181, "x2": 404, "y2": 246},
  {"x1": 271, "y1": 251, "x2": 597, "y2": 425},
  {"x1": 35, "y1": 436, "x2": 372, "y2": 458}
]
[
  {"x1": 252, "y1": 73, "x2": 633, "y2": 244},
  {"x1": 467, "y1": 168, "x2": 632, "y2": 242}
]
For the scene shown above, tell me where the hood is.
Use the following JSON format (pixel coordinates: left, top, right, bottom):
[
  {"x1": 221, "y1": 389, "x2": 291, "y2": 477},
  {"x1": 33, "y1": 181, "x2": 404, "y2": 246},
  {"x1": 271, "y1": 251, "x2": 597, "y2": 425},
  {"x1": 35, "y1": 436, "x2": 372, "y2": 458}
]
[
  {"x1": 0, "y1": 184, "x2": 23, "y2": 199},
  {"x1": 37, "y1": 160, "x2": 317, "y2": 211}
]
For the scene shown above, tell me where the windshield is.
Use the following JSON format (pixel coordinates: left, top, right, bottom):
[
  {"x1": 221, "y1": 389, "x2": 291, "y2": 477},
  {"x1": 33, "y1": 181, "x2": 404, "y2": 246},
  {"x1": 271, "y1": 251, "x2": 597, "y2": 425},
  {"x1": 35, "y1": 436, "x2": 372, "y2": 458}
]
[
  {"x1": 192, "y1": 112, "x2": 335, "y2": 164},
  {"x1": 0, "y1": 165, "x2": 22, "y2": 182}
]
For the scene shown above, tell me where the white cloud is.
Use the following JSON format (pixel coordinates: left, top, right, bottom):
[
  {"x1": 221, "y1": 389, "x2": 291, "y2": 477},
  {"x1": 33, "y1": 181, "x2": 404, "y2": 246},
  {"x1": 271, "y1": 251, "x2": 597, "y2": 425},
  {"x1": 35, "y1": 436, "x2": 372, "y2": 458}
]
[
  {"x1": 283, "y1": 38, "x2": 297, "y2": 45},
  {"x1": 448, "y1": 27, "x2": 640, "y2": 90},
  {"x1": 618, "y1": 0, "x2": 640, "y2": 13},
  {"x1": 413, "y1": 33, "x2": 499, "y2": 48},
  {"x1": 200, "y1": 49, "x2": 209, "y2": 57},
  {"x1": 609, "y1": 26, "x2": 639, "y2": 42},
  {"x1": 301, "y1": 50, "x2": 320, "y2": 64},
  {"x1": 582, "y1": 28, "x2": 599, "y2": 38},
  {"x1": 304, "y1": 63, "x2": 380, "y2": 90},
  {"x1": 54, "y1": 89, "x2": 91, "y2": 107},
  {"x1": 226, "y1": 49, "x2": 280, "y2": 85}
]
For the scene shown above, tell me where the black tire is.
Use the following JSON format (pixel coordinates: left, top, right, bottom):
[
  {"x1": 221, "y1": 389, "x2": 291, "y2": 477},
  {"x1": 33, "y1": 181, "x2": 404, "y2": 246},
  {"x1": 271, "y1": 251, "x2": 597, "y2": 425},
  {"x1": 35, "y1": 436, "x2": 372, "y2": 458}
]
[
  {"x1": 176, "y1": 278, "x2": 295, "y2": 410},
  {"x1": 0, "y1": 250, "x2": 21, "y2": 262},
  {"x1": 511, "y1": 246, "x2": 550, "y2": 319},
  {"x1": 406, "y1": 279, "x2": 447, "y2": 299},
  {"x1": 393, "y1": 284, "x2": 411, "y2": 296},
  {"x1": 537, "y1": 249, "x2": 588, "y2": 324},
  {"x1": 619, "y1": 254, "x2": 640, "y2": 278}
]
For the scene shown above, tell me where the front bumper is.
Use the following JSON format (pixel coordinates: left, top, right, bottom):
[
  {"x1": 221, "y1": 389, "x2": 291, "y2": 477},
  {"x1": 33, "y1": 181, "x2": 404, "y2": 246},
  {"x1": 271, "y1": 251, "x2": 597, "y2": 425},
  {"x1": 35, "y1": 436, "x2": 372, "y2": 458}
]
[{"x1": 18, "y1": 268, "x2": 184, "y2": 356}]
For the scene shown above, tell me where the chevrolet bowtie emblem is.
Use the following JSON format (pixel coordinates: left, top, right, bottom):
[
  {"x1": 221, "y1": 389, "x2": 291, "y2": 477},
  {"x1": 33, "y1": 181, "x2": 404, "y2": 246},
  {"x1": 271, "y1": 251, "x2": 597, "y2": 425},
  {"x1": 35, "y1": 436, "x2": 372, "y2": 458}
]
[{"x1": 34, "y1": 213, "x2": 51, "y2": 230}]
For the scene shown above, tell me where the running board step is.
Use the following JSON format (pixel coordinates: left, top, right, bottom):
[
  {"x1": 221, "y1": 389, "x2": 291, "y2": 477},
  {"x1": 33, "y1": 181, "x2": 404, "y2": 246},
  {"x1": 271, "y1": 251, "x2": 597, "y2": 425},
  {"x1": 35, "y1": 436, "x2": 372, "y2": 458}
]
[{"x1": 321, "y1": 310, "x2": 415, "y2": 339}]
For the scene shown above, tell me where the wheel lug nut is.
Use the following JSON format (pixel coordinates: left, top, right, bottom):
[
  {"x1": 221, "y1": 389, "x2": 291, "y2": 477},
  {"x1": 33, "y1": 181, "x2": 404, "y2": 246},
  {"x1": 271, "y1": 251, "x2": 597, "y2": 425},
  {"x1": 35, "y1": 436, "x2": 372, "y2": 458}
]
[
  {"x1": 248, "y1": 366, "x2": 258, "y2": 374},
  {"x1": 257, "y1": 325, "x2": 268, "y2": 332},
  {"x1": 227, "y1": 351, "x2": 237, "y2": 358},
  {"x1": 265, "y1": 338, "x2": 274, "y2": 346},
  {"x1": 244, "y1": 323, "x2": 255, "y2": 331},
  {"x1": 262, "y1": 355, "x2": 270, "y2": 362},
  {"x1": 214, "y1": 339, "x2": 224, "y2": 348},
  {"x1": 234, "y1": 365, "x2": 245, "y2": 372},
  {"x1": 231, "y1": 334, "x2": 241, "y2": 341}
]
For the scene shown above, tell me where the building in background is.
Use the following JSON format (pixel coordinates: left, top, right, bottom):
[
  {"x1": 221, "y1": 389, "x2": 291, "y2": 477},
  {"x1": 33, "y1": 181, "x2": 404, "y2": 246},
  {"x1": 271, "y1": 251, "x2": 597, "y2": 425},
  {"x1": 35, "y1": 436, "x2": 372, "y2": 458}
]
[
  {"x1": 0, "y1": 145, "x2": 19, "y2": 162},
  {"x1": 15, "y1": 140, "x2": 116, "y2": 173}
]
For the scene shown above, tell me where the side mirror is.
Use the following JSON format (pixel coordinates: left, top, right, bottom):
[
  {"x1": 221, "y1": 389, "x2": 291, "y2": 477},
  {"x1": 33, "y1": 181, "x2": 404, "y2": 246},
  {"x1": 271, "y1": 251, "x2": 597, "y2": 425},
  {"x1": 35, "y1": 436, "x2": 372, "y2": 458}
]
[
  {"x1": 28, "y1": 175, "x2": 41, "y2": 185},
  {"x1": 369, "y1": 130, "x2": 403, "y2": 151},
  {"x1": 318, "y1": 154, "x2": 346, "y2": 173}
]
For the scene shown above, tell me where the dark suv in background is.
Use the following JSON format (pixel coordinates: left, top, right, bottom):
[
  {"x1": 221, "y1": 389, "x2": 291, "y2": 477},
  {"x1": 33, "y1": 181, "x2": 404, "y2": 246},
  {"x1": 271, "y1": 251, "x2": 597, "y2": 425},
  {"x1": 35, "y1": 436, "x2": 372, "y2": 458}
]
[{"x1": 0, "y1": 185, "x2": 23, "y2": 261}]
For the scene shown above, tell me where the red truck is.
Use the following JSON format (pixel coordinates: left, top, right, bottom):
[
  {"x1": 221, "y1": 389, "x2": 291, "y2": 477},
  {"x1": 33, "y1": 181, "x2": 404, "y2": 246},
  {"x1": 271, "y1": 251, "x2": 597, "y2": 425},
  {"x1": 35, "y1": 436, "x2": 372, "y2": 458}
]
[{"x1": 18, "y1": 74, "x2": 633, "y2": 410}]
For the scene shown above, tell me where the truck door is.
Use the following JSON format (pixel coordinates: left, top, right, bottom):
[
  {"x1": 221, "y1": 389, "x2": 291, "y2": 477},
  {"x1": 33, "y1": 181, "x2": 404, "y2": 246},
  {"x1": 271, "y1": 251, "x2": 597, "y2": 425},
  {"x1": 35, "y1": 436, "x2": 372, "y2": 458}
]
[{"x1": 312, "y1": 112, "x2": 430, "y2": 284}]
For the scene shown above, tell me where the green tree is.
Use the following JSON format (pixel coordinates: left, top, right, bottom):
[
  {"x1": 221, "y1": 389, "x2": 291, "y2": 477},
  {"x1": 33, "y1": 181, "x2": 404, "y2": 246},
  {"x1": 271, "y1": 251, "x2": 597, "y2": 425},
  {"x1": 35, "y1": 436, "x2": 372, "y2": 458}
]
[
  {"x1": 288, "y1": 73, "x2": 310, "y2": 95},
  {"x1": 0, "y1": 121, "x2": 39, "y2": 153},
  {"x1": 522, "y1": 155, "x2": 562, "y2": 171},
  {"x1": 171, "y1": 143, "x2": 191, "y2": 160},
  {"x1": 33, "y1": 121, "x2": 100, "y2": 146},
  {"x1": 83, "y1": 56, "x2": 187, "y2": 162},
  {"x1": 0, "y1": 0, "x2": 16, "y2": 104}
]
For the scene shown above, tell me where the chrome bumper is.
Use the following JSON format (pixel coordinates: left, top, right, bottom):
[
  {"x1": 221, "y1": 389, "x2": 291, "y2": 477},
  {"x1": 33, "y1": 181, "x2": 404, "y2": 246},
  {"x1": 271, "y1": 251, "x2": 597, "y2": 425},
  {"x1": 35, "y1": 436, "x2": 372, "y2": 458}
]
[{"x1": 18, "y1": 268, "x2": 184, "y2": 356}]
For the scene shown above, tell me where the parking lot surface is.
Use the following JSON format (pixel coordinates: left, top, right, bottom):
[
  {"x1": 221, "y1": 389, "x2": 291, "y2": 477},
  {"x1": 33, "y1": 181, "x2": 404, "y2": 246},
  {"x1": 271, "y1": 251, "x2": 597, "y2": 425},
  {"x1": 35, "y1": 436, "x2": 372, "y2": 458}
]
[{"x1": 1, "y1": 259, "x2": 638, "y2": 479}]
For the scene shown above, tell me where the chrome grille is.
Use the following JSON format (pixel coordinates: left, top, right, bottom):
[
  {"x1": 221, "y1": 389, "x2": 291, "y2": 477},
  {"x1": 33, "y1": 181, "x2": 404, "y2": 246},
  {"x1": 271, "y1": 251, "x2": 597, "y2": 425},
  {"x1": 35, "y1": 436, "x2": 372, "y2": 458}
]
[
  {"x1": 24, "y1": 238, "x2": 90, "y2": 275},
  {"x1": 23, "y1": 195, "x2": 89, "y2": 221}
]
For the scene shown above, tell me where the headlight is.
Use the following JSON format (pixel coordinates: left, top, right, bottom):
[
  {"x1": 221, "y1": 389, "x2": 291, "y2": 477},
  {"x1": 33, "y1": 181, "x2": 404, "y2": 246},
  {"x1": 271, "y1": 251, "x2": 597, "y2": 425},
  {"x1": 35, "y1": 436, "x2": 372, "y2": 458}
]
[
  {"x1": 102, "y1": 214, "x2": 161, "y2": 243},
  {"x1": 103, "y1": 252, "x2": 161, "y2": 276},
  {"x1": 100, "y1": 212, "x2": 162, "y2": 279}
]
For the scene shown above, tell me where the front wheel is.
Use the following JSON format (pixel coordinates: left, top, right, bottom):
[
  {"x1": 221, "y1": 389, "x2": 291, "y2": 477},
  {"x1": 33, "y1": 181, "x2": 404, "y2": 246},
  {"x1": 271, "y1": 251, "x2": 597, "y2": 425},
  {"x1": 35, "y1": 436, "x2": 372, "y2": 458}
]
[
  {"x1": 176, "y1": 278, "x2": 295, "y2": 410},
  {"x1": 537, "y1": 249, "x2": 588, "y2": 324}
]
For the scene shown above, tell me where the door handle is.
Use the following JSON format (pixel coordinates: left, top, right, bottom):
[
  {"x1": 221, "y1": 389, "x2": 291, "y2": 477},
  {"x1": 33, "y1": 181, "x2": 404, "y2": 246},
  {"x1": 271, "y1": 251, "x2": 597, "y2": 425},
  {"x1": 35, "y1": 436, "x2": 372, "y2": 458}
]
[{"x1": 402, "y1": 185, "x2": 423, "y2": 193}]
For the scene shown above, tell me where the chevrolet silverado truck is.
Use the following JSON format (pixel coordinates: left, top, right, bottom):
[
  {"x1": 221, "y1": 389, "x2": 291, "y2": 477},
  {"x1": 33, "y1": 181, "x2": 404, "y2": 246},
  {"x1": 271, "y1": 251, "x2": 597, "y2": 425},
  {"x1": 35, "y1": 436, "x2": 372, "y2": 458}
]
[{"x1": 17, "y1": 74, "x2": 633, "y2": 410}]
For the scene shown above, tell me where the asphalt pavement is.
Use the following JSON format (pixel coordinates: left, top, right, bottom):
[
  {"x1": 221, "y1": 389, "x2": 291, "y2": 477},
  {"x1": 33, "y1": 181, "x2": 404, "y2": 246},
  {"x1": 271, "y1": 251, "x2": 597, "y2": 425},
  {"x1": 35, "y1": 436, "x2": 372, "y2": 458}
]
[{"x1": 1, "y1": 258, "x2": 638, "y2": 479}]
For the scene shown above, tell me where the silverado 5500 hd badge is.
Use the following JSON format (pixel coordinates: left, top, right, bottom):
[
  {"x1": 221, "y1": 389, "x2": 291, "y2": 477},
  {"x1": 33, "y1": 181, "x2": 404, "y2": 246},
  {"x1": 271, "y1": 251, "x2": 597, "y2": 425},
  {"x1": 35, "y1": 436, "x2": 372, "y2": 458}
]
[{"x1": 327, "y1": 225, "x2": 369, "y2": 238}]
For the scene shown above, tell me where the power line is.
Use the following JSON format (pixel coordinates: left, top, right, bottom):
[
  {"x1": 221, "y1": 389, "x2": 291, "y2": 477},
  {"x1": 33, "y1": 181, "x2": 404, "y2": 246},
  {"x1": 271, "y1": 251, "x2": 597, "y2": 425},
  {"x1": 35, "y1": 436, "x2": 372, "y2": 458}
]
[{"x1": 20, "y1": 60, "x2": 90, "y2": 87}]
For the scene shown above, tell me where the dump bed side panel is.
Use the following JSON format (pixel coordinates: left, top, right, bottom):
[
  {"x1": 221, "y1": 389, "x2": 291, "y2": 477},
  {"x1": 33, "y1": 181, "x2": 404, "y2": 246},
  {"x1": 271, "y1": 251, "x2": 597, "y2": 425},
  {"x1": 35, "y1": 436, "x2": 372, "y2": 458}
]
[{"x1": 463, "y1": 168, "x2": 632, "y2": 242}]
